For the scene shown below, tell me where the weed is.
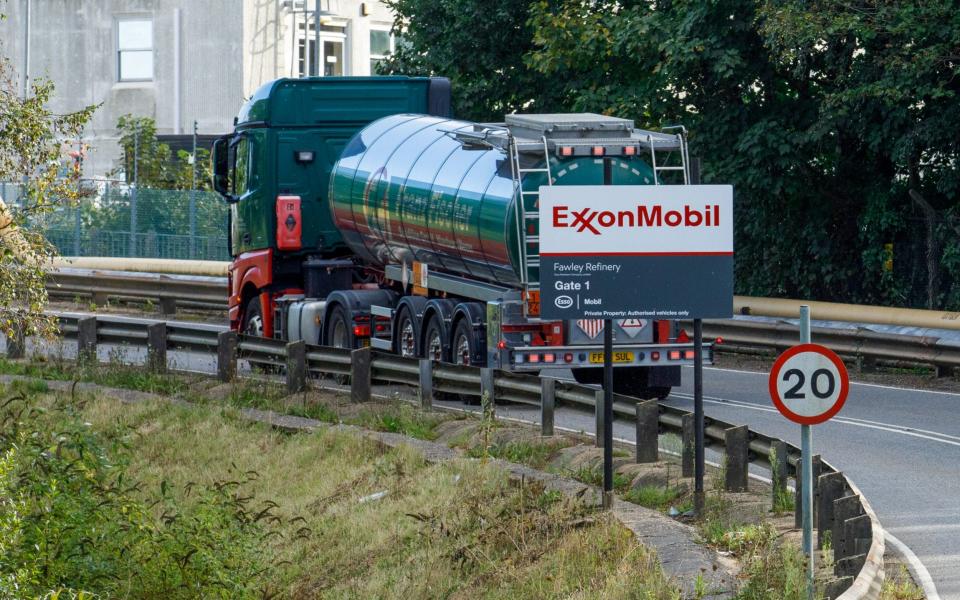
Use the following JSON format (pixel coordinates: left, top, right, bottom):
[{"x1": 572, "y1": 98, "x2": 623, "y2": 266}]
[
  {"x1": 623, "y1": 484, "x2": 685, "y2": 511},
  {"x1": 569, "y1": 465, "x2": 631, "y2": 492},
  {"x1": 880, "y1": 565, "x2": 924, "y2": 600}
]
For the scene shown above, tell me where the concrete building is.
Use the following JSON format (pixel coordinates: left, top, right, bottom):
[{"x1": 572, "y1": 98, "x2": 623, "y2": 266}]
[{"x1": 0, "y1": 0, "x2": 398, "y2": 178}]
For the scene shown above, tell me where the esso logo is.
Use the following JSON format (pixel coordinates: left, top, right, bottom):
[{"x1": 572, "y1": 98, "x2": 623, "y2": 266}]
[{"x1": 554, "y1": 295, "x2": 573, "y2": 309}]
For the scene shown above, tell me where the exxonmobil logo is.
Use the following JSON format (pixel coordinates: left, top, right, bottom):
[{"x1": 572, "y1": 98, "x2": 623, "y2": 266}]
[{"x1": 552, "y1": 204, "x2": 721, "y2": 235}]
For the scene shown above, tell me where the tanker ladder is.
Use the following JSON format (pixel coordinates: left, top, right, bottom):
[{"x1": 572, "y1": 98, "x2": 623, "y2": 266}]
[
  {"x1": 648, "y1": 125, "x2": 690, "y2": 185},
  {"x1": 508, "y1": 135, "x2": 553, "y2": 313}
]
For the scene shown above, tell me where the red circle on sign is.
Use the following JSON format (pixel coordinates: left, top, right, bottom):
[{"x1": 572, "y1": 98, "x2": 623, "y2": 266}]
[{"x1": 768, "y1": 343, "x2": 849, "y2": 425}]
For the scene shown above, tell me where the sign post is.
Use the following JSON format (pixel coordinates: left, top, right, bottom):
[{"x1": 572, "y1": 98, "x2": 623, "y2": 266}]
[
  {"x1": 768, "y1": 306, "x2": 849, "y2": 600},
  {"x1": 539, "y1": 183, "x2": 734, "y2": 510}
]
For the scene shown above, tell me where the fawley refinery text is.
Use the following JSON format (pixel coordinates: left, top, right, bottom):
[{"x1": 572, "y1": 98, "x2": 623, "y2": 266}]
[{"x1": 552, "y1": 204, "x2": 722, "y2": 234}]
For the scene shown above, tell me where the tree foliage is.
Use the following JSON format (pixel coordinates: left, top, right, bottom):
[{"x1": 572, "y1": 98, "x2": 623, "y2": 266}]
[
  {"x1": 111, "y1": 114, "x2": 212, "y2": 191},
  {"x1": 381, "y1": 0, "x2": 566, "y2": 120},
  {"x1": 0, "y1": 46, "x2": 95, "y2": 337},
  {"x1": 389, "y1": 0, "x2": 960, "y2": 308}
]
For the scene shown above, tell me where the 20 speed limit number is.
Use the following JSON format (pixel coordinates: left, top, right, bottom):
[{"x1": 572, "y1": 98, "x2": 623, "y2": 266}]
[{"x1": 768, "y1": 344, "x2": 849, "y2": 425}]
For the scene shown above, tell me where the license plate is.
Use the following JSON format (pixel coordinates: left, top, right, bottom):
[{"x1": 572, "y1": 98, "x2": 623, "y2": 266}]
[{"x1": 588, "y1": 351, "x2": 634, "y2": 364}]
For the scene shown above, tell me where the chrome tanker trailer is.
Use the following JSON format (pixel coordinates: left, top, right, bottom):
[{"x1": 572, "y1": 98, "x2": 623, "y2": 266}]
[{"x1": 213, "y1": 76, "x2": 709, "y2": 398}]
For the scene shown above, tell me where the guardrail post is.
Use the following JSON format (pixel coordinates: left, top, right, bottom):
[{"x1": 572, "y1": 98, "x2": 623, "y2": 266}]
[
  {"x1": 832, "y1": 495, "x2": 862, "y2": 563},
  {"x1": 635, "y1": 400, "x2": 659, "y2": 463},
  {"x1": 217, "y1": 331, "x2": 237, "y2": 382},
  {"x1": 6, "y1": 322, "x2": 25, "y2": 359},
  {"x1": 350, "y1": 347, "x2": 372, "y2": 403},
  {"x1": 419, "y1": 359, "x2": 433, "y2": 409},
  {"x1": 594, "y1": 390, "x2": 605, "y2": 448},
  {"x1": 159, "y1": 297, "x2": 177, "y2": 316},
  {"x1": 146, "y1": 322, "x2": 167, "y2": 373},
  {"x1": 77, "y1": 317, "x2": 98, "y2": 362},
  {"x1": 285, "y1": 340, "x2": 306, "y2": 394},
  {"x1": 480, "y1": 368, "x2": 496, "y2": 404},
  {"x1": 770, "y1": 440, "x2": 788, "y2": 509},
  {"x1": 817, "y1": 472, "x2": 846, "y2": 547},
  {"x1": 540, "y1": 377, "x2": 555, "y2": 437},
  {"x1": 724, "y1": 425, "x2": 749, "y2": 492},
  {"x1": 841, "y1": 515, "x2": 871, "y2": 568},
  {"x1": 681, "y1": 413, "x2": 694, "y2": 477},
  {"x1": 92, "y1": 291, "x2": 108, "y2": 307}
]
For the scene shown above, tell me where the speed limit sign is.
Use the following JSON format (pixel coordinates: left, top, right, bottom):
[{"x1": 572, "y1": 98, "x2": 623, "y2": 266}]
[{"x1": 769, "y1": 343, "x2": 849, "y2": 425}]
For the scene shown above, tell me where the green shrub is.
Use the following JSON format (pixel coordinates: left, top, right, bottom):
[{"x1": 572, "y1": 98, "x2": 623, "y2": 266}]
[{"x1": 0, "y1": 391, "x2": 290, "y2": 598}]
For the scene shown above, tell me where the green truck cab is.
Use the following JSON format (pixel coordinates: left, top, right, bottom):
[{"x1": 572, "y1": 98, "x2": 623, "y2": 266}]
[{"x1": 213, "y1": 76, "x2": 450, "y2": 335}]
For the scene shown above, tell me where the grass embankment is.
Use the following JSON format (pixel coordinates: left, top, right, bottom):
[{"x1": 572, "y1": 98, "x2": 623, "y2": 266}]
[
  {"x1": 0, "y1": 378, "x2": 679, "y2": 599},
  {"x1": 0, "y1": 357, "x2": 925, "y2": 599}
]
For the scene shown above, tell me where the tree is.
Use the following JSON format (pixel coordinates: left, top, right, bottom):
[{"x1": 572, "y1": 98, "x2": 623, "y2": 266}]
[
  {"x1": 527, "y1": 0, "x2": 960, "y2": 308},
  {"x1": 380, "y1": 0, "x2": 567, "y2": 121},
  {"x1": 0, "y1": 41, "x2": 96, "y2": 338},
  {"x1": 111, "y1": 114, "x2": 212, "y2": 191}
]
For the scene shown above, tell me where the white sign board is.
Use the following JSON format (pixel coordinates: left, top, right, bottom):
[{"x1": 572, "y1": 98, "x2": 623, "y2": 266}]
[{"x1": 538, "y1": 185, "x2": 734, "y2": 319}]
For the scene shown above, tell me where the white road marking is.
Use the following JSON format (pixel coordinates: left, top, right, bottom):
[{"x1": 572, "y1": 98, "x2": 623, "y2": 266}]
[
  {"x1": 670, "y1": 392, "x2": 960, "y2": 448},
  {"x1": 697, "y1": 365, "x2": 960, "y2": 397}
]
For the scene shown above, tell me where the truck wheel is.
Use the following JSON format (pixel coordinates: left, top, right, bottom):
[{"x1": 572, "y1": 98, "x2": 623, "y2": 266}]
[
  {"x1": 394, "y1": 308, "x2": 419, "y2": 358},
  {"x1": 325, "y1": 305, "x2": 354, "y2": 350},
  {"x1": 423, "y1": 314, "x2": 449, "y2": 362},
  {"x1": 325, "y1": 305, "x2": 353, "y2": 384},
  {"x1": 243, "y1": 296, "x2": 265, "y2": 338},
  {"x1": 452, "y1": 319, "x2": 480, "y2": 366},
  {"x1": 243, "y1": 296, "x2": 276, "y2": 373}
]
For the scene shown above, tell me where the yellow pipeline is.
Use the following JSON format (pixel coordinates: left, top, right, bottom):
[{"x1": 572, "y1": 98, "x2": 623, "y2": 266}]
[
  {"x1": 52, "y1": 256, "x2": 229, "y2": 277},
  {"x1": 735, "y1": 296, "x2": 960, "y2": 331}
]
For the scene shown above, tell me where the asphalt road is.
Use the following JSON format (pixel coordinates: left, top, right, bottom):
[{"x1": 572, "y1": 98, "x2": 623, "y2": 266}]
[{"x1": 8, "y1": 319, "x2": 954, "y2": 598}]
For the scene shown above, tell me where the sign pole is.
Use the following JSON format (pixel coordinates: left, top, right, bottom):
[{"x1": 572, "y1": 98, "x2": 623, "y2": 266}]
[
  {"x1": 603, "y1": 318, "x2": 614, "y2": 508},
  {"x1": 601, "y1": 157, "x2": 614, "y2": 510},
  {"x1": 694, "y1": 318, "x2": 705, "y2": 515},
  {"x1": 799, "y1": 304, "x2": 814, "y2": 599}
]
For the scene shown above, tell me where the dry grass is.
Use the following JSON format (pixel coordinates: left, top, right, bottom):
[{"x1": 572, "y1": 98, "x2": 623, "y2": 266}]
[{"x1": 73, "y1": 391, "x2": 681, "y2": 599}]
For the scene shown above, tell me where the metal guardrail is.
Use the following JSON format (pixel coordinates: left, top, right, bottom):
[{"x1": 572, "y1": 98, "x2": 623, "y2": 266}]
[
  {"x1": 45, "y1": 268, "x2": 960, "y2": 376},
  {"x1": 19, "y1": 313, "x2": 882, "y2": 599}
]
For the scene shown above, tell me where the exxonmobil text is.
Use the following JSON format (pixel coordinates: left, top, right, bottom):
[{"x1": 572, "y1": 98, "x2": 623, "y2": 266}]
[{"x1": 552, "y1": 204, "x2": 721, "y2": 235}]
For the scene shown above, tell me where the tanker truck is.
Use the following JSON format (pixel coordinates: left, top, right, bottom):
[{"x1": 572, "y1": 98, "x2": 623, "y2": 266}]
[{"x1": 212, "y1": 76, "x2": 711, "y2": 398}]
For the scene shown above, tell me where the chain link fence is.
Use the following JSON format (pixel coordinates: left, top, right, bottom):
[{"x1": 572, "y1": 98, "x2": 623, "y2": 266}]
[{"x1": 4, "y1": 180, "x2": 230, "y2": 261}]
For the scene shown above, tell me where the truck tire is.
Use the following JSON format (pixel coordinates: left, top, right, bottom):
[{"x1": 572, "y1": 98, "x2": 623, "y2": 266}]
[
  {"x1": 325, "y1": 304, "x2": 354, "y2": 350},
  {"x1": 571, "y1": 367, "x2": 671, "y2": 400},
  {"x1": 422, "y1": 314, "x2": 449, "y2": 362},
  {"x1": 325, "y1": 304, "x2": 354, "y2": 384},
  {"x1": 394, "y1": 307, "x2": 419, "y2": 358},
  {"x1": 243, "y1": 296, "x2": 276, "y2": 373},
  {"x1": 451, "y1": 318, "x2": 481, "y2": 366},
  {"x1": 243, "y1": 296, "x2": 265, "y2": 338}
]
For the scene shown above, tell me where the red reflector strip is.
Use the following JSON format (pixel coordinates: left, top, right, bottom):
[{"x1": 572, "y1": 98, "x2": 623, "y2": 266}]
[
  {"x1": 623, "y1": 146, "x2": 637, "y2": 156},
  {"x1": 564, "y1": 353, "x2": 573, "y2": 363},
  {"x1": 353, "y1": 325, "x2": 371, "y2": 337},
  {"x1": 543, "y1": 353, "x2": 555, "y2": 363},
  {"x1": 651, "y1": 351, "x2": 660, "y2": 361},
  {"x1": 684, "y1": 350, "x2": 695, "y2": 360},
  {"x1": 669, "y1": 350, "x2": 681, "y2": 360},
  {"x1": 560, "y1": 146, "x2": 574, "y2": 157},
  {"x1": 528, "y1": 354, "x2": 540, "y2": 363},
  {"x1": 592, "y1": 146, "x2": 605, "y2": 156}
]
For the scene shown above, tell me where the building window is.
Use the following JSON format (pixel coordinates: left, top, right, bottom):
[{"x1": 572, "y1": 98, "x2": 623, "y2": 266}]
[
  {"x1": 296, "y1": 21, "x2": 347, "y2": 77},
  {"x1": 117, "y1": 18, "x2": 153, "y2": 81},
  {"x1": 369, "y1": 28, "x2": 394, "y2": 74}
]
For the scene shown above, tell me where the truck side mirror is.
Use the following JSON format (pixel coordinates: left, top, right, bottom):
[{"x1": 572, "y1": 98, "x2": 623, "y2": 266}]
[{"x1": 212, "y1": 136, "x2": 232, "y2": 201}]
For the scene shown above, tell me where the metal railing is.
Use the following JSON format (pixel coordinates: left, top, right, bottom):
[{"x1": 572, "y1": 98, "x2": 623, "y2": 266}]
[{"x1": 11, "y1": 312, "x2": 883, "y2": 599}]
